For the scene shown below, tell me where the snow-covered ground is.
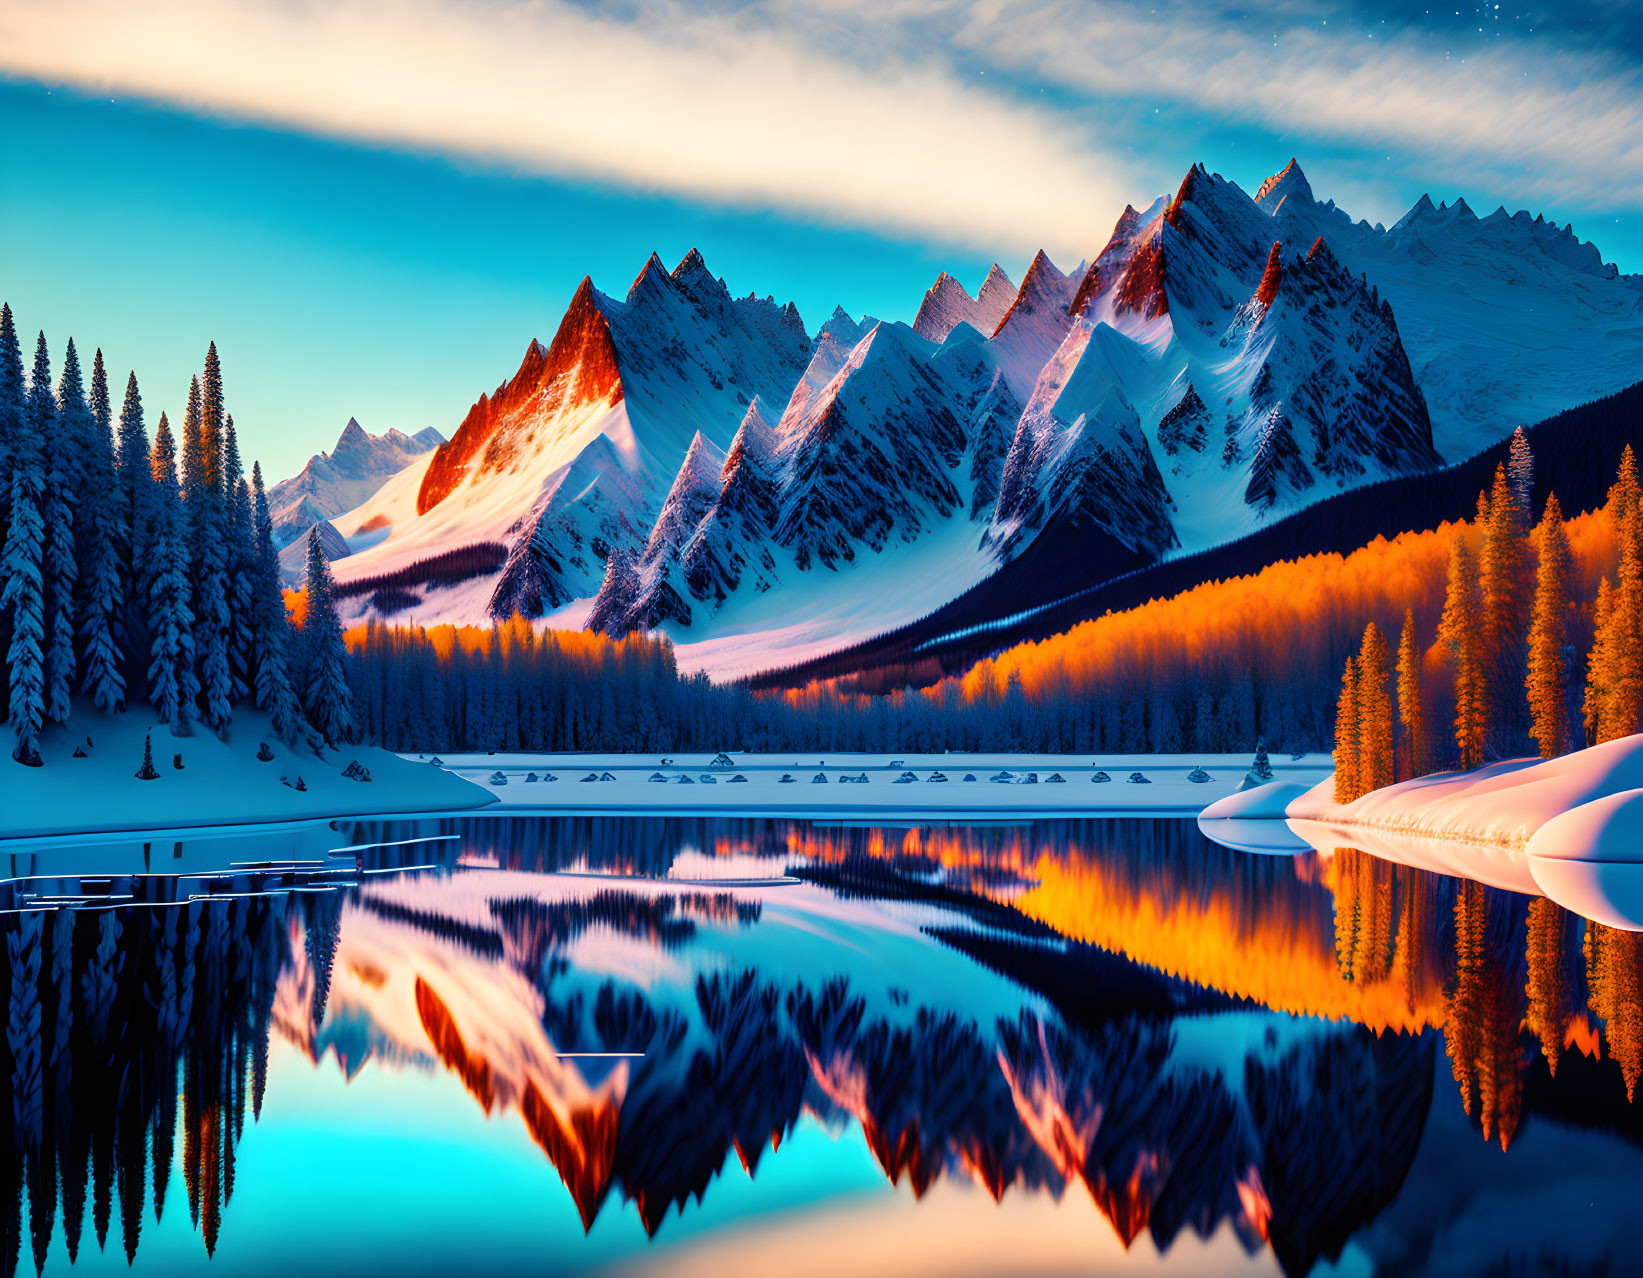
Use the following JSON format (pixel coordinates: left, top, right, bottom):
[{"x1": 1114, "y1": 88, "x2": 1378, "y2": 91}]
[
  {"x1": 419, "y1": 750, "x2": 1333, "y2": 816},
  {"x1": 1198, "y1": 735, "x2": 1643, "y2": 928},
  {"x1": 0, "y1": 705, "x2": 496, "y2": 842}
]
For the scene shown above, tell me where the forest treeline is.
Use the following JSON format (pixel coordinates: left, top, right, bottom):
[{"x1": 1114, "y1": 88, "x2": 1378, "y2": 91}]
[
  {"x1": 0, "y1": 304, "x2": 353, "y2": 764},
  {"x1": 347, "y1": 429, "x2": 1643, "y2": 760}
]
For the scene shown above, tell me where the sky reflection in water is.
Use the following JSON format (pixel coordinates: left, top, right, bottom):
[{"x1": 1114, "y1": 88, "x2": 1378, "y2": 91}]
[{"x1": 0, "y1": 815, "x2": 1638, "y2": 1276}]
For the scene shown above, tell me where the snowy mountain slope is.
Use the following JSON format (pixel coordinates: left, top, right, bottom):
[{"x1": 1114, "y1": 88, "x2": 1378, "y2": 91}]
[
  {"x1": 987, "y1": 251, "x2": 1082, "y2": 401},
  {"x1": 680, "y1": 398, "x2": 782, "y2": 606},
  {"x1": 586, "y1": 430, "x2": 726, "y2": 634},
  {"x1": 911, "y1": 265, "x2": 1016, "y2": 343},
  {"x1": 991, "y1": 324, "x2": 1178, "y2": 563},
  {"x1": 267, "y1": 418, "x2": 443, "y2": 548},
  {"x1": 776, "y1": 305, "x2": 877, "y2": 437},
  {"x1": 774, "y1": 322, "x2": 970, "y2": 571},
  {"x1": 327, "y1": 249, "x2": 812, "y2": 624}
]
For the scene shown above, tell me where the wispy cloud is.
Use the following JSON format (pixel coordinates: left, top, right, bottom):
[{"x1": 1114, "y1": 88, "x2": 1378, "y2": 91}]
[
  {"x1": 0, "y1": 0, "x2": 1134, "y2": 259},
  {"x1": 5, "y1": 0, "x2": 1639, "y2": 261},
  {"x1": 946, "y1": 0, "x2": 1643, "y2": 208}
]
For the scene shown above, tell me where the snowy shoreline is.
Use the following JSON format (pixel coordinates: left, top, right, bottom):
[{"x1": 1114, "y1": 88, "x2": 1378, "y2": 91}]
[
  {"x1": 418, "y1": 750, "x2": 1334, "y2": 816},
  {"x1": 1198, "y1": 735, "x2": 1643, "y2": 928},
  {"x1": 0, "y1": 705, "x2": 497, "y2": 843}
]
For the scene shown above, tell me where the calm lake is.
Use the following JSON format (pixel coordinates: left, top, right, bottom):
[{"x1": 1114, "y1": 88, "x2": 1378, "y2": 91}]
[{"x1": 0, "y1": 814, "x2": 1636, "y2": 1276}]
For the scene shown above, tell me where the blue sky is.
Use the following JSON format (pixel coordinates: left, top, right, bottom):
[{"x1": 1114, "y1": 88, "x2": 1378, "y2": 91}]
[{"x1": 2, "y1": 0, "x2": 1640, "y2": 481}]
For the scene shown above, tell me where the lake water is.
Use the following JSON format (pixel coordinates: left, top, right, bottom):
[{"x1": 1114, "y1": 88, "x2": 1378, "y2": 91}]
[{"x1": 0, "y1": 814, "x2": 1637, "y2": 1276}]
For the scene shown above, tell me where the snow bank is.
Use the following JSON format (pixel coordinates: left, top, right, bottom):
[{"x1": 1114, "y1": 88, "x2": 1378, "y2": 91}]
[
  {"x1": 1200, "y1": 779, "x2": 1315, "y2": 820},
  {"x1": 1197, "y1": 736, "x2": 1643, "y2": 924},
  {"x1": 1285, "y1": 735, "x2": 1643, "y2": 850},
  {"x1": 421, "y1": 750, "x2": 1333, "y2": 817},
  {"x1": 1, "y1": 704, "x2": 496, "y2": 842},
  {"x1": 1527, "y1": 789, "x2": 1643, "y2": 929}
]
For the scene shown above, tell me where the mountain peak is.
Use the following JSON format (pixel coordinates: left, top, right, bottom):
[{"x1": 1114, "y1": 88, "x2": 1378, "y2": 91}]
[
  {"x1": 336, "y1": 416, "x2": 367, "y2": 449},
  {"x1": 626, "y1": 252, "x2": 674, "y2": 302},
  {"x1": 671, "y1": 247, "x2": 726, "y2": 301},
  {"x1": 1254, "y1": 158, "x2": 1314, "y2": 213}
]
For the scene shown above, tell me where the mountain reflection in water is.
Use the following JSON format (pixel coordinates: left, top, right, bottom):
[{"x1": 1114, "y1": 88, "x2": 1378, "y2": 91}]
[{"x1": 0, "y1": 815, "x2": 1639, "y2": 1276}]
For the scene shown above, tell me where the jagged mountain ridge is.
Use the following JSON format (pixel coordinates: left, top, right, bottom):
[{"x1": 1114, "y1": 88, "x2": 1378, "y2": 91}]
[
  {"x1": 911, "y1": 264, "x2": 1017, "y2": 343},
  {"x1": 315, "y1": 159, "x2": 1643, "y2": 675}
]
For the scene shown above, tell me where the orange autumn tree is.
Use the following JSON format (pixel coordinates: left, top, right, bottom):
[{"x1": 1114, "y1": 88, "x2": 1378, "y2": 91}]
[
  {"x1": 1526, "y1": 494, "x2": 1573, "y2": 757},
  {"x1": 1396, "y1": 608, "x2": 1427, "y2": 780},
  {"x1": 1355, "y1": 622, "x2": 1394, "y2": 794},
  {"x1": 1585, "y1": 447, "x2": 1643, "y2": 743},
  {"x1": 1333, "y1": 654, "x2": 1360, "y2": 802},
  {"x1": 1437, "y1": 535, "x2": 1487, "y2": 770}
]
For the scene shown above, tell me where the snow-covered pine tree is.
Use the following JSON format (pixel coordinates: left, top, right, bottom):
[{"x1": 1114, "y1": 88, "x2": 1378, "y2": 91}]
[
  {"x1": 145, "y1": 413, "x2": 198, "y2": 731},
  {"x1": 200, "y1": 341, "x2": 224, "y2": 492},
  {"x1": 300, "y1": 526, "x2": 353, "y2": 745},
  {"x1": 181, "y1": 371, "x2": 231, "y2": 731},
  {"x1": 249, "y1": 463, "x2": 305, "y2": 744},
  {"x1": 77, "y1": 348, "x2": 125, "y2": 710},
  {"x1": 115, "y1": 372, "x2": 151, "y2": 696},
  {"x1": 2, "y1": 331, "x2": 49, "y2": 763},
  {"x1": 0, "y1": 304, "x2": 21, "y2": 540},
  {"x1": 222, "y1": 415, "x2": 256, "y2": 701},
  {"x1": 43, "y1": 337, "x2": 81, "y2": 724}
]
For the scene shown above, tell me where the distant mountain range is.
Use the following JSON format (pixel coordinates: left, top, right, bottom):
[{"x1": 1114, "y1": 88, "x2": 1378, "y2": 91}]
[
  {"x1": 281, "y1": 158, "x2": 1643, "y2": 675},
  {"x1": 269, "y1": 416, "x2": 443, "y2": 548}
]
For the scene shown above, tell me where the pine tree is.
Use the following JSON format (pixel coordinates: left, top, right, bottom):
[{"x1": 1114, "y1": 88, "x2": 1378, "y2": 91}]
[
  {"x1": 43, "y1": 337, "x2": 79, "y2": 724},
  {"x1": 77, "y1": 349, "x2": 125, "y2": 710},
  {"x1": 1526, "y1": 494, "x2": 1572, "y2": 758},
  {"x1": 1438, "y1": 534, "x2": 1486, "y2": 769},
  {"x1": 1356, "y1": 621, "x2": 1393, "y2": 794},
  {"x1": 3, "y1": 332, "x2": 50, "y2": 763},
  {"x1": 181, "y1": 372, "x2": 231, "y2": 730},
  {"x1": 115, "y1": 372, "x2": 151, "y2": 699},
  {"x1": 300, "y1": 527, "x2": 353, "y2": 744},
  {"x1": 1479, "y1": 464, "x2": 1529, "y2": 750},
  {"x1": 222, "y1": 416, "x2": 256, "y2": 702},
  {"x1": 1585, "y1": 575, "x2": 1614, "y2": 747},
  {"x1": 249, "y1": 464, "x2": 305, "y2": 744},
  {"x1": 1333, "y1": 654, "x2": 1360, "y2": 803},
  {"x1": 200, "y1": 342, "x2": 224, "y2": 492},
  {"x1": 146, "y1": 414, "x2": 198, "y2": 730},
  {"x1": 1396, "y1": 608, "x2": 1426, "y2": 780},
  {"x1": 0, "y1": 303, "x2": 19, "y2": 530},
  {"x1": 1507, "y1": 427, "x2": 1534, "y2": 518},
  {"x1": 1585, "y1": 450, "x2": 1643, "y2": 744}
]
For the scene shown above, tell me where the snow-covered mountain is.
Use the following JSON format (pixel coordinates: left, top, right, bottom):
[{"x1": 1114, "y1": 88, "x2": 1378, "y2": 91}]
[
  {"x1": 322, "y1": 161, "x2": 1643, "y2": 676},
  {"x1": 332, "y1": 250, "x2": 811, "y2": 625},
  {"x1": 267, "y1": 417, "x2": 443, "y2": 548}
]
